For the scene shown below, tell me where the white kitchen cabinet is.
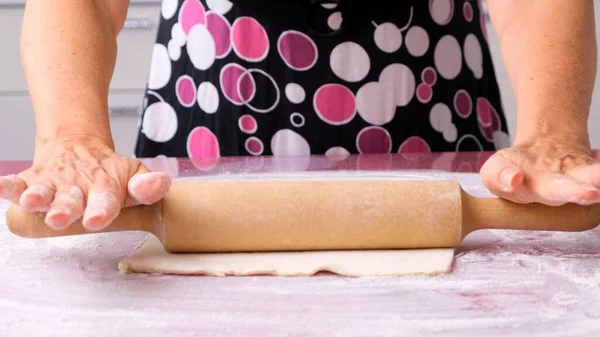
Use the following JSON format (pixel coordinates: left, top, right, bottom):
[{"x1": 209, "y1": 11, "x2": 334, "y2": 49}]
[
  {"x1": 0, "y1": 95, "x2": 35, "y2": 158},
  {"x1": 0, "y1": 93, "x2": 142, "y2": 160}
]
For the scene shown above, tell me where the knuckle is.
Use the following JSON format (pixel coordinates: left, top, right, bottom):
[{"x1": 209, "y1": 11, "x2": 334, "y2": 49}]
[{"x1": 55, "y1": 185, "x2": 85, "y2": 205}]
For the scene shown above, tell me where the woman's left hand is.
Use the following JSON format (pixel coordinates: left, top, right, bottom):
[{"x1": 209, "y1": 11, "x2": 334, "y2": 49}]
[{"x1": 480, "y1": 137, "x2": 600, "y2": 206}]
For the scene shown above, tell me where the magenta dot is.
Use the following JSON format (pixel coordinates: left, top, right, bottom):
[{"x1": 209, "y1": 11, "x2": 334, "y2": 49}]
[
  {"x1": 480, "y1": 12, "x2": 488, "y2": 40},
  {"x1": 476, "y1": 97, "x2": 492, "y2": 126},
  {"x1": 245, "y1": 137, "x2": 263, "y2": 155},
  {"x1": 421, "y1": 67, "x2": 437, "y2": 86},
  {"x1": 463, "y1": 2, "x2": 473, "y2": 22},
  {"x1": 220, "y1": 64, "x2": 255, "y2": 104},
  {"x1": 314, "y1": 84, "x2": 356, "y2": 125},
  {"x1": 356, "y1": 126, "x2": 392, "y2": 154},
  {"x1": 398, "y1": 136, "x2": 431, "y2": 154},
  {"x1": 278, "y1": 31, "x2": 318, "y2": 71},
  {"x1": 454, "y1": 90, "x2": 472, "y2": 118},
  {"x1": 231, "y1": 17, "x2": 269, "y2": 61},
  {"x1": 176, "y1": 75, "x2": 196, "y2": 107},
  {"x1": 417, "y1": 83, "x2": 433, "y2": 103},
  {"x1": 478, "y1": 104, "x2": 501, "y2": 141},
  {"x1": 239, "y1": 114, "x2": 257, "y2": 134},
  {"x1": 187, "y1": 126, "x2": 220, "y2": 159},
  {"x1": 206, "y1": 12, "x2": 231, "y2": 58},
  {"x1": 179, "y1": 0, "x2": 206, "y2": 36}
]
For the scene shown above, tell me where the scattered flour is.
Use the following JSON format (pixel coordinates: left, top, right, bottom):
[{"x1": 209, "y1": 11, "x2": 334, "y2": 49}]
[{"x1": 1, "y1": 168, "x2": 600, "y2": 336}]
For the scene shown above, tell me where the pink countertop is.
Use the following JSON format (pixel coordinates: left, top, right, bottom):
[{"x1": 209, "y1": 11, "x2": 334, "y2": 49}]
[{"x1": 1, "y1": 153, "x2": 600, "y2": 336}]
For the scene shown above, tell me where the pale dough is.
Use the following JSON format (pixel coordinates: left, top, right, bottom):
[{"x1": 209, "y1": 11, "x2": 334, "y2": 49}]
[{"x1": 118, "y1": 236, "x2": 455, "y2": 277}]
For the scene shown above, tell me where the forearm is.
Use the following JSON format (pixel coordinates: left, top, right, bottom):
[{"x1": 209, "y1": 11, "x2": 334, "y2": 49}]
[
  {"x1": 488, "y1": 0, "x2": 596, "y2": 145},
  {"x1": 21, "y1": 0, "x2": 129, "y2": 147}
]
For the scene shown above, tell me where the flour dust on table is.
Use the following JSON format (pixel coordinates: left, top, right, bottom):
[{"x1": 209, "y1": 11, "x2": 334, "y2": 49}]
[{"x1": 4, "y1": 172, "x2": 600, "y2": 336}]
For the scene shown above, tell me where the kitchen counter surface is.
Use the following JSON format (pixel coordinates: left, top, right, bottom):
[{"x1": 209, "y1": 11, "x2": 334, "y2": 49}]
[{"x1": 1, "y1": 153, "x2": 600, "y2": 336}]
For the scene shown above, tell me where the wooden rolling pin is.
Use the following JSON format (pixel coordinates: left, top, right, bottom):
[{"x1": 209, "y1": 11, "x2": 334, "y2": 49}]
[{"x1": 6, "y1": 179, "x2": 600, "y2": 253}]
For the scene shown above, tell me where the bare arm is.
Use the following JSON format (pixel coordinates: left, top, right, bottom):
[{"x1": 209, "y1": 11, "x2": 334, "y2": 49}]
[
  {"x1": 21, "y1": 0, "x2": 130, "y2": 149},
  {"x1": 487, "y1": 0, "x2": 597, "y2": 146}
]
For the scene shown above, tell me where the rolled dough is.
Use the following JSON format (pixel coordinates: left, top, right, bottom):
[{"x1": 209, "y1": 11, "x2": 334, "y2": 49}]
[{"x1": 118, "y1": 236, "x2": 455, "y2": 277}]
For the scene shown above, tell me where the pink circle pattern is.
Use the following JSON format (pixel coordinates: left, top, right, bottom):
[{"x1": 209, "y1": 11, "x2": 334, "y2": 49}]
[
  {"x1": 422, "y1": 67, "x2": 438, "y2": 85},
  {"x1": 176, "y1": 75, "x2": 197, "y2": 107},
  {"x1": 187, "y1": 126, "x2": 220, "y2": 159},
  {"x1": 239, "y1": 114, "x2": 258, "y2": 134},
  {"x1": 454, "y1": 89, "x2": 472, "y2": 118},
  {"x1": 313, "y1": 84, "x2": 356, "y2": 125},
  {"x1": 398, "y1": 136, "x2": 432, "y2": 154},
  {"x1": 220, "y1": 63, "x2": 255, "y2": 105},
  {"x1": 416, "y1": 83, "x2": 433, "y2": 103},
  {"x1": 417, "y1": 67, "x2": 438, "y2": 104},
  {"x1": 143, "y1": 1, "x2": 505, "y2": 158},
  {"x1": 206, "y1": 12, "x2": 232, "y2": 59},
  {"x1": 245, "y1": 137, "x2": 264, "y2": 155},
  {"x1": 278, "y1": 31, "x2": 318, "y2": 71},
  {"x1": 231, "y1": 17, "x2": 269, "y2": 62},
  {"x1": 463, "y1": 2, "x2": 474, "y2": 22},
  {"x1": 476, "y1": 97, "x2": 502, "y2": 141},
  {"x1": 179, "y1": 0, "x2": 206, "y2": 36},
  {"x1": 476, "y1": 97, "x2": 493, "y2": 126},
  {"x1": 356, "y1": 126, "x2": 392, "y2": 154}
]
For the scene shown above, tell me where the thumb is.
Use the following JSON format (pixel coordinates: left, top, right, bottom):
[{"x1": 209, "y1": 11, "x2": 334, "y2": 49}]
[
  {"x1": 124, "y1": 165, "x2": 172, "y2": 207},
  {"x1": 480, "y1": 152, "x2": 524, "y2": 200}
]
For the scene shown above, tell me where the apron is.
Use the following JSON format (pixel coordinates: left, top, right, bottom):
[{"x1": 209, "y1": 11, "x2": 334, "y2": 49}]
[{"x1": 134, "y1": 0, "x2": 509, "y2": 160}]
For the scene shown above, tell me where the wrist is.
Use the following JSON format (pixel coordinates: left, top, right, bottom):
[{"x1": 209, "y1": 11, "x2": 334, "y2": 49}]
[
  {"x1": 34, "y1": 106, "x2": 115, "y2": 149},
  {"x1": 514, "y1": 122, "x2": 590, "y2": 150},
  {"x1": 35, "y1": 132, "x2": 115, "y2": 151},
  {"x1": 514, "y1": 105, "x2": 590, "y2": 146}
]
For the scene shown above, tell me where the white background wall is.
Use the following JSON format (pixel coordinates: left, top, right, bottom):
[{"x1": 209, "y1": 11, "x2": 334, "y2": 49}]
[{"x1": 0, "y1": 1, "x2": 598, "y2": 160}]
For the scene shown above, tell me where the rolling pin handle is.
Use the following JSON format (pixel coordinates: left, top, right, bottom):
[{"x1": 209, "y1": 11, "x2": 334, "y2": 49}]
[
  {"x1": 5, "y1": 202, "x2": 162, "y2": 239},
  {"x1": 462, "y1": 192, "x2": 600, "y2": 235}
]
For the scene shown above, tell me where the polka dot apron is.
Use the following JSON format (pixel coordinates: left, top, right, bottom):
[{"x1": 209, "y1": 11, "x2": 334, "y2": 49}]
[{"x1": 134, "y1": 0, "x2": 510, "y2": 159}]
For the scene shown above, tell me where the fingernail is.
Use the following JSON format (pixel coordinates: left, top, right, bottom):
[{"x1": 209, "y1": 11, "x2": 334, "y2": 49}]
[
  {"x1": 83, "y1": 193, "x2": 118, "y2": 231},
  {"x1": 129, "y1": 172, "x2": 171, "y2": 204},
  {"x1": 0, "y1": 175, "x2": 17, "y2": 195},
  {"x1": 45, "y1": 209, "x2": 71, "y2": 230},
  {"x1": 581, "y1": 186, "x2": 600, "y2": 202},
  {"x1": 500, "y1": 167, "x2": 519, "y2": 190},
  {"x1": 20, "y1": 185, "x2": 53, "y2": 211}
]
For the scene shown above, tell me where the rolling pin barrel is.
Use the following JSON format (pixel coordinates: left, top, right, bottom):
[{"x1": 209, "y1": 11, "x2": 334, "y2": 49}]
[{"x1": 160, "y1": 180, "x2": 464, "y2": 252}]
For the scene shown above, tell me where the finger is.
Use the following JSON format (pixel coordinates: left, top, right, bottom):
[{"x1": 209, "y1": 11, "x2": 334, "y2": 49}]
[
  {"x1": 125, "y1": 172, "x2": 172, "y2": 207},
  {"x1": 532, "y1": 173, "x2": 600, "y2": 206},
  {"x1": 82, "y1": 190, "x2": 121, "y2": 231},
  {"x1": 480, "y1": 153, "x2": 525, "y2": 198},
  {"x1": 45, "y1": 186, "x2": 85, "y2": 230},
  {"x1": 19, "y1": 183, "x2": 56, "y2": 212},
  {"x1": 566, "y1": 162, "x2": 600, "y2": 188},
  {"x1": 0, "y1": 174, "x2": 28, "y2": 204}
]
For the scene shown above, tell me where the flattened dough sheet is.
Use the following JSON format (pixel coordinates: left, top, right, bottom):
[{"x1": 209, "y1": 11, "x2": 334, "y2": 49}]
[{"x1": 118, "y1": 236, "x2": 455, "y2": 277}]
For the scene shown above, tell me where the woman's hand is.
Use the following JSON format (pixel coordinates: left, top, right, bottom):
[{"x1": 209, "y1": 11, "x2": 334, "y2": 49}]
[
  {"x1": 0, "y1": 136, "x2": 171, "y2": 231},
  {"x1": 480, "y1": 137, "x2": 600, "y2": 206}
]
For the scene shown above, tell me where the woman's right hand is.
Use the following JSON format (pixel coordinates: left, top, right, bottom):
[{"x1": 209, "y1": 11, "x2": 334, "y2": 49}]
[{"x1": 0, "y1": 136, "x2": 171, "y2": 231}]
